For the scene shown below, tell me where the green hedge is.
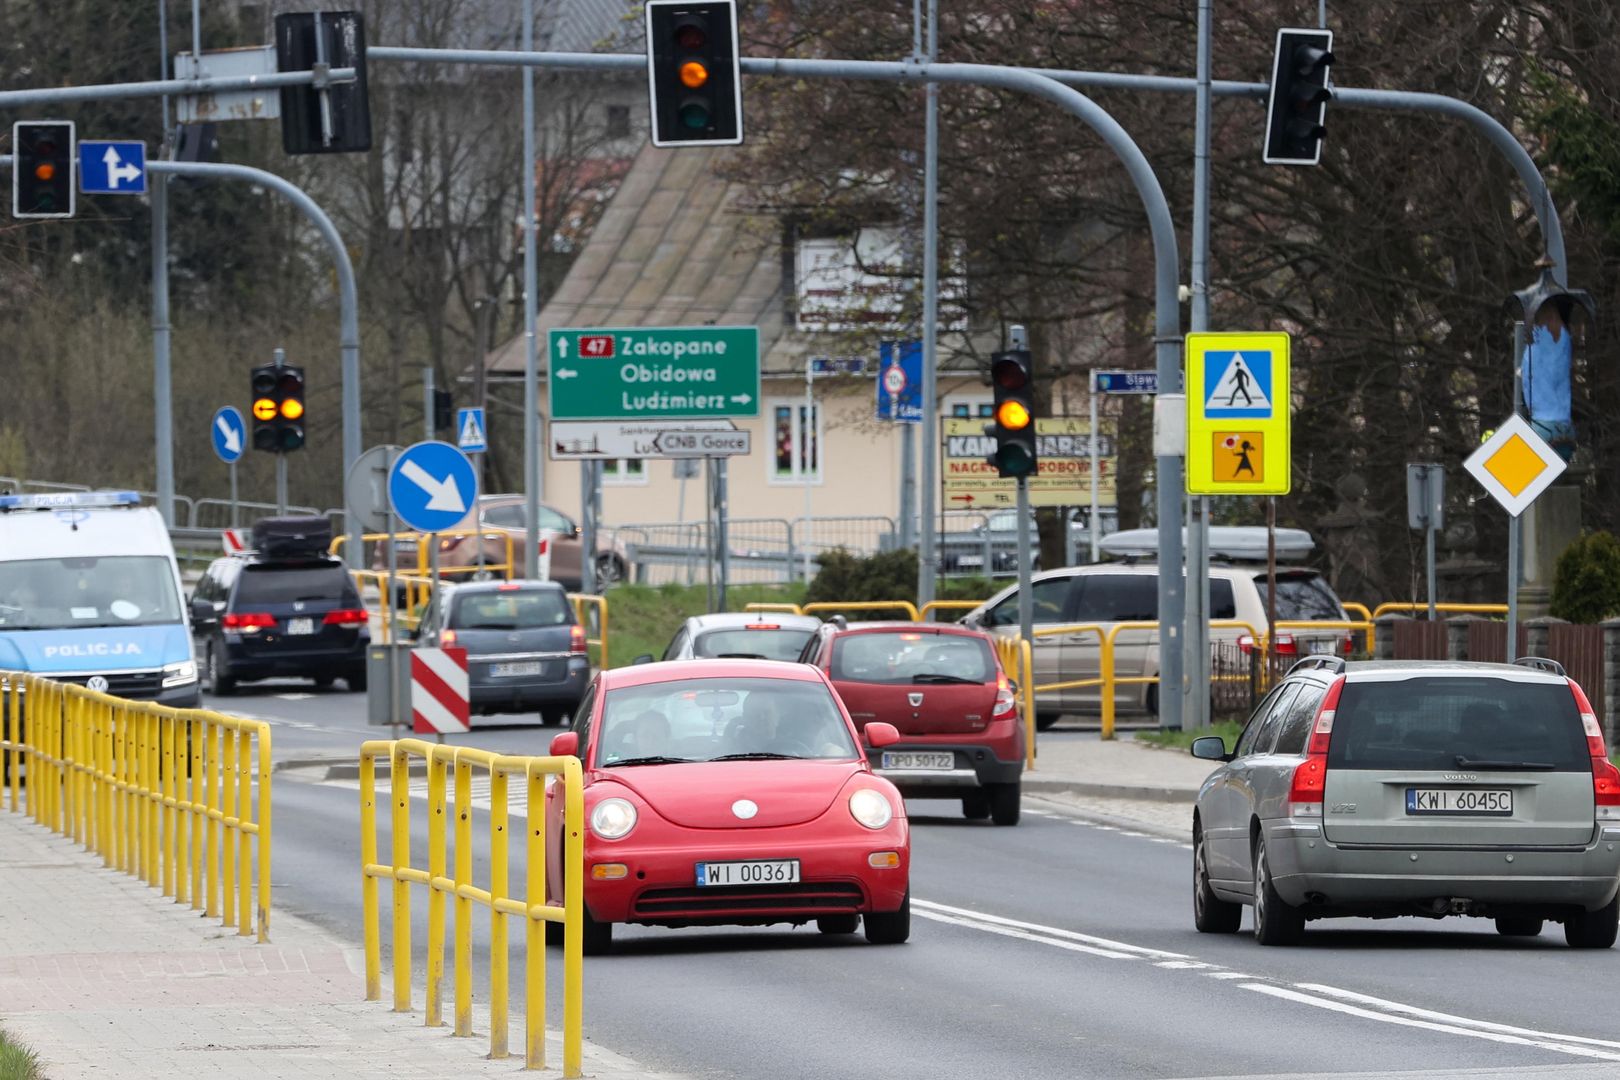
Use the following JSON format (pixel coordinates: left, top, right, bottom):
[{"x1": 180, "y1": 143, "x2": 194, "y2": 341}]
[
  {"x1": 1550, "y1": 531, "x2": 1620, "y2": 625},
  {"x1": 805, "y1": 548, "x2": 996, "y2": 611}
]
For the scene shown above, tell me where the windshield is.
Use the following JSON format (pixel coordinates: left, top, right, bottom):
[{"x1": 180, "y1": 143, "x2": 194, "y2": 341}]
[
  {"x1": 450, "y1": 589, "x2": 572, "y2": 629},
  {"x1": 830, "y1": 631, "x2": 994, "y2": 685},
  {"x1": 1252, "y1": 572, "x2": 1344, "y2": 621},
  {"x1": 693, "y1": 627, "x2": 815, "y2": 661},
  {"x1": 0, "y1": 555, "x2": 182, "y2": 630},
  {"x1": 1327, "y1": 678, "x2": 1588, "y2": 772},
  {"x1": 236, "y1": 564, "x2": 357, "y2": 607},
  {"x1": 597, "y1": 676, "x2": 857, "y2": 766}
]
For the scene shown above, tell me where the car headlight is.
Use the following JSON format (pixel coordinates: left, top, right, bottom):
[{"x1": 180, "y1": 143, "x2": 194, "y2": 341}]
[
  {"x1": 162, "y1": 659, "x2": 198, "y2": 688},
  {"x1": 590, "y1": 797, "x2": 638, "y2": 840},
  {"x1": 849, "y1": 788, "x2": 894, "y2": 830}
]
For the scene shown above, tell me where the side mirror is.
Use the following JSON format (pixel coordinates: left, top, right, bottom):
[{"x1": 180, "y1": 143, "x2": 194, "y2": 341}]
[
  {"x1": 865, "y1": 722, "x2": 901, "y2": 750},
  {"x1": 549, "y1": 732, "x2": 579, "y2": 757},
  {"x1": 632, "y1": 653, "x2": 655, "y2": 666},
  {"x1": 1190, "y1": 736, "x2": 1230, "y2": 762}
]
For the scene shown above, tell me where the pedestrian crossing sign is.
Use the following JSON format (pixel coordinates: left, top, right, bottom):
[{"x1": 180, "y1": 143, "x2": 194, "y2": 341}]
[
  {"x1": 1186, "y1": 332, "x2": 1290, "y2": 494},
  {"x1": 456, "y1": 407, "x2": 488, "y2": 453}
]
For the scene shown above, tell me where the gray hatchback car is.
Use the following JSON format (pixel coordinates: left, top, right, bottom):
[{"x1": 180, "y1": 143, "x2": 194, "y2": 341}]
[{"x1": 1190, "y1": 656, "x2": 1620, "y2": 947}]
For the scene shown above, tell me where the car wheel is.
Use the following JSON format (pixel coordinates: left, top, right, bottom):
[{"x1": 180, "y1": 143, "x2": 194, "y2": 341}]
[
  {"x1": 581, "y1": 906, "x2": 614, "y2": 956},
  {"x1": 206, "y1": 645, "x2": 236, "y2": 696},
  {"x1": 594, "y1": 554, "x2": 626, "y2": 588},
  {"x1": 1035, "y1": 712, "x2": 1063, "y2": 732},
  {"x1": 1252, "y1": 834, "x2": 1305, "y2": 946},
  {"x1": 1146, "y1": 685, "x2": 1159, "y2": 718},
  {"x1": 864, "y1": 890, "x2": 910, "y2": 945},
  {"x1": 313, "y1": 675, "x2": 335, "y2": 690},
  {"x1": 989, "y1": 783, "x2": 1021, "y2": 827},
  {"x1": 1193, "y1": 824, "x2": 1242, "y2": 934},
  {"x1": 962, "y1": 793, "x2": 991, "y2": 820},
  {"x1": 1495, "y1": 916, "x2": 1544, "y2": 937},
  {"x1": 817, "y1": 915, "x2": 860, "y2": 935},
  {"x1": 347, "y1": 668, "x2": 368, "y2": 693},
  {"x1": 1565, "y1": 896, "x2": 1619, "y2": 949}
]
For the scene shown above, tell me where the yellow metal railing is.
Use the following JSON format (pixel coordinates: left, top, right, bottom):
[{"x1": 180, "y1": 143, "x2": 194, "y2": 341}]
[
  {"x1": 360, "y1": 738, "x2": 585, "y2": 1075},
  {"x1": 332, "y1": 529, "x2": 521, "y2": 582},
  {"x1": 743, "y1": 602, "x2": 809, "y2": 616},
  {"x1": 1, "y1": 673, "x2": 272, "y2": 941},
  {"x1": 569, "y1": 593, "x2": 608, "y2": 670},
  {"x1": 920, "y1": 600, "x2": 982, "y2": 622},
  {"x1": 990, "y1": 637, "x2": 1037, "y2": 770},
  {"x1": 801, "y1": 600, "x2": 924, "y2": 622}
]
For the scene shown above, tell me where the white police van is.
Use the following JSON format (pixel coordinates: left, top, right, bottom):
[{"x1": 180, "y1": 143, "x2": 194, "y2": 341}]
[{"x1": 0, "y1": 491, "x2": 200, "y2": 706}]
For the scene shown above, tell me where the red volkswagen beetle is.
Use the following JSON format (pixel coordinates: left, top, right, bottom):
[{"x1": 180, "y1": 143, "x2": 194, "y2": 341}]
[{"x1": 544, "y1": 659, "x2": 912, "y2": 954}]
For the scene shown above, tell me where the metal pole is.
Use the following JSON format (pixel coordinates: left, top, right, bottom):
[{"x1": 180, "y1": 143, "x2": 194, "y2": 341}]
[
  {"x1": 191, "y1": 0, "x2": 201, "y2": 59},
  {"x1": 1089, "y1": 376, "x2": 1101, "y2": 564},
  {"x1": 152, "y1": 0, "x2": 174, "y2": 529},
  {"x1": 521, "y1": 0, "x2": 542, "y2": 579},
  {"x1": 386, "y1": 446, "x2": 400, "y2": 738},
  {"x1": 424, "y1": 366, "x2": 435, "y2": 440},
  {"x1": 1010, "y1": 326, "x2": 1034, "y2": 646},
  {"x1": 274, "y1": 348, "x2": 288, "y2": 515},
  {"x1": 429, "y1": 536, "x2": 441, "y2": 647},
  {"x1": 802, "y1": 363, "x2": 814, "y2": 582},
  {"x1": 899, "y1": 420, "x2": 916, "y2": 550},
  {"x1": 149, "y1": 160, "x2": 365, "y2": 569},
  {"x1": 1183, "y1": 0, "x2": 1214, "y2": 731},
  {"x1": 580, "y1": 462, "x2": 595, "y2": 595},
  {"x1": 1426, "y1": 514, "x2": 1438, "y2": 622},
  {"x1": 704, "y1": 458, "x2": 715, "y2": 612},
  {"x1": 917, "y1": 0, "x2": 940, "y2": 609},
  {"x1": 1507, "y1": 321, "x2": 1525, "y2": 662},
  {"x1": 717, "y1": 457, "x2": 730, "y2": 611},
  {"x1": 1266, "y1": 496, "x2": 1278, "y2": 685},
  {"x1": 229, "y1": 462, "x2": 238, "y2": 529}
]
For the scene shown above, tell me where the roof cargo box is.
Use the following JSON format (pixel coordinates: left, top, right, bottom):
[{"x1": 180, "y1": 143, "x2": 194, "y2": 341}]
[{"x1": 251, "y1": 515, "x2": 333, "y2": 558}]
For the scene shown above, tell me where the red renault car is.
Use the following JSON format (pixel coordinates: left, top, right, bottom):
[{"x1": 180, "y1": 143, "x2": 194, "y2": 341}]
[
  {"x1": 543, "y1": 659, "x2": 912, "y2": 954},
  {"x1": 799, "y1": 621, "x2": 1025, "y2": 825}
]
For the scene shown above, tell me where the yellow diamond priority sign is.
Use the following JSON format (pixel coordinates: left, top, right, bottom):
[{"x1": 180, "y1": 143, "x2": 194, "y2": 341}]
[{"x1": 1463, "y1": 413, "x2": 1565, "y2": 518}]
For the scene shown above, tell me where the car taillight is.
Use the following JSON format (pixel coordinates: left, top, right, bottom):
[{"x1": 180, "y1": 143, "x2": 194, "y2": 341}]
[
  {"x1": 439, "y1": 536, "x2": 464, "y2": 551},
  {"x1": 1271, "y1": 633, "x2": 1297, "y2": 657},
  {"x1": 323, "y1": 608, "x2": 368, "y2": 627},
  {"x1": 745, "y1": 623, "x2": 780, "y2": 631},
  {"x1": 992, "y1": 669, "x2": 1018, "y2": 720},
  {"x1": 440, "y1": 629, "x2": 458, "y2": 645},
  {"x1": 1287, "y1": 675, "x2": 1345, "y2": 816},
  {"x1": 1341, "y1": 635, "x2": 1354, "y2": 656},
  {"x1": 1570, "y1": 681, "x2": 1620, "y2": 816},
  {"x1": 223, "y1": 612, "x2": 275, "y2": 631},
  {"x1": 570, "y1": 625, "x2": 587, "y2": 654}
]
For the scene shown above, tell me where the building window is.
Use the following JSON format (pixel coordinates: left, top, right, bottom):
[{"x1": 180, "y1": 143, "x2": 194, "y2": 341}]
[
  {"x1": 949, "y1": 400, "x2": 994, "y2": 419},
  {"x1": 605, "y1": 105, "x2": 631, "y2": 139},
  {"x1": 602, "y1": 458, "x2": 646, "y2": 485},
  {"x1": 769, "y1": 401, "x2": 821, "y2": 484}
]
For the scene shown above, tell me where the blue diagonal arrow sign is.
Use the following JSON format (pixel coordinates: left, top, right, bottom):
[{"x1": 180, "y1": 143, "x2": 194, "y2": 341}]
[
  {"x1": 388, "y1": 441, "x2": 478, "y2": 534},
  {"x1": 211, "y1": 406, "x2": 245, "y2": 464}
]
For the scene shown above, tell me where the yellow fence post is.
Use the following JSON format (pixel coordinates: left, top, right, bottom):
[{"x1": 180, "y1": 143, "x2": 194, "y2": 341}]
[
  {"x1": 391, "y1": 742, "x2": 413, "y2": 1014},
  {"x1": 453, "y1": 754, "x2": 473, "y2": 1036},
  {"x1": 425, "y1": 750, "x2": 448, "y2": 1028},
  {"x1": 525, "y1": 763, "x2": 547, "y2": 1070},
  {"x1": 563, "y1": 754, "x2": 584, "y2": 1079},
  {"x1": 256, "y1": 720, "x2": 272, "y2": 942},
  {"x1": 360, "y1": 741, "x2": 383, "y2": 1001},
  {"x1": 204, "y1": 719, "x2": 220, "y2": 917},
  {"x1": 489, "y1": 765, "x2": 510, "y2": 1060},
  {"x1": 236, "y1": 725, "x2": 252, "y2": 936},
  {"x1": 222, "y1": 726, "x2": 238, "y2": 929}
]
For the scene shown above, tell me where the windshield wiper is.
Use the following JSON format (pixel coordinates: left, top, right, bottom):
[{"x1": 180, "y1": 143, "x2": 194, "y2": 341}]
[
  {"x1": 1454, "y1": 756, "x2": 1557, "y2": 771},
  {"x1": 460, "y1": 623, "x2": 520, "y2": 630},
  {"x1": 607, "y1": 755, "x2": 694, "y2": 767},
  {"x1": 710, "y1": 752, "x2": 806, "y2": 761},
  {"x1": 714, "y1": 652, "x2": 768, "y2": 660},
  {"x1": 911, "y1": 673, "x2": 980, "y2": 684}
]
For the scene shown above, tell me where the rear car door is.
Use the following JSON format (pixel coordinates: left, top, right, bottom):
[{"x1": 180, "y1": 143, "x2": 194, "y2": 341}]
[
  {"x1": 1070, "y1": 573, "x2": 1159, "y2": 712},
  {"x1": 1205, "y1": 683, "x2": 1294, "y2": 884},
  {"x1": 1322, "y1": 674, "x2": 1596, "y2": 849},
  {"x1": 982, "y1": 576, "x2": 1079, "y2": 710}
]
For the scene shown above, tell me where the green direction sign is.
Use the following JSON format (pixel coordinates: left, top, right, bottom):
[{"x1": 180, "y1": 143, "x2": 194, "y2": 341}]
[{"x1": 548, "y1": 326, "x2": 761, "y2": 421}]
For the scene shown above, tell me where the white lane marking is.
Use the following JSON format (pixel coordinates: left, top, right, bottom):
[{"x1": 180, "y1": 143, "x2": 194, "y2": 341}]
[
  {"x1": 275, "y1": 693, "x2": 316, "y2": 701},
  {"x1": 1204, "y1": 971, "x2": 1255, "y2": 980},
  {"x1": 913, "y1": 899, "x2": 1190, "y2": 961},
  {"x1": 325, "y1": 775, "x2": 531, "y2": 819},
  {"x1": 1240, "y1": 983, "x2": 1620, "y2": 1063},
  {"x1": 1154, "y1": 960, "x2": 1213, "y2": 970},
  {"x1": 1294, "y1": 983, "x2": 1620, "y2": 1051},
  {"x1": 913, "y1": 909, "x2": 1142, "y2": 960}
]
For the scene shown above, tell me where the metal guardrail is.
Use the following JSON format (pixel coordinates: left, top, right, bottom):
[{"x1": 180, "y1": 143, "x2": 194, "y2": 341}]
[
  {"x1": 359, "y1": 739, "x2": 584, "y2": 1075},
  {"x1": 2, "y1": 673, "x2": 273, "y2": 941}
]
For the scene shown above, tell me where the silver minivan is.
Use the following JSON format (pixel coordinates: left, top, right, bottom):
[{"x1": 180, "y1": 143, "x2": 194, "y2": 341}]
[{"x1": 1191, "y1": 656, "x2": 1620, "y2": 947}]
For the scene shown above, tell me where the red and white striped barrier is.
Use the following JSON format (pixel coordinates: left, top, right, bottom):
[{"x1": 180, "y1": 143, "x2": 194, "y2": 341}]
[
  {"x1": 222, "y1": 527, "x2": 248, "y2": 554},
  {"x1": 411, "y1": 646, "x2": 470, "y2": 735}
]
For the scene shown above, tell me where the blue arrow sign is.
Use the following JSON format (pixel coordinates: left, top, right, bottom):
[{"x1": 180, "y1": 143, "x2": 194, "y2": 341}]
[
  {"x1": 79, "y1": 140, "x2": 147, "y2": 195},
  {"x1": 211, "y1": 406, "x2": 246, "y2": 465},
  {"x1": 388, "y1": 441, "x2": 478, "y2": 534},
  {"x1": 455, "y1": 407, "x2": 488, "y2": 453}
]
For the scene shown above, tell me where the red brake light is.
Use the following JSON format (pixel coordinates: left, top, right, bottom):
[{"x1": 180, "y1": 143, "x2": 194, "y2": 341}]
[
  {"x1": 570, "y1": 625, "x2": 587, "y2": 654},
  {"x1": 1272, "y1": 633, "x2": 1297, "y2": 657},
  {"x1": 440, "y1": 629, "x2": 458, "y2": 646},
  {"x1": 899, "y1": 633, "x2": 922, "y2": 641},
  {"x1": 323, "y1": 608, "x2": 369, "y2": 627},
  {"x1": 1287, "y1": 675, "x2": 1345, "y2": 810},
  {"x1": 223, "y1": 612, "x2": 275, "y2": 630},
  {"x1": 992, "y1": 669, "x2": 1018, "y2": 720},
  {"x1": 498, "y1": 583, "x2": 522, "y2": 592},
  {"x1": 1570, "y1": 681, "x2": 1620, "y2": 809},
  {"x1": 746, "y1": 623, "x2": 780, "y2": 631}
]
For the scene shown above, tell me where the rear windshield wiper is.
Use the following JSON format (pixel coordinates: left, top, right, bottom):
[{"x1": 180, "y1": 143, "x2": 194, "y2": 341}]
[
  {"x1": 714, "y1": 652, "x2": 768, "y2": 660},
  {"x1": 606, "y1": 755, "x2": 694, "y2": 767},
  {"x1": 911, "y1": 673, "x2": 981, "y2": 684},
  {"x1": 710, "y1": 752, "x2": 805, "y2": 761},
  {"x1": 459, "y1": 623, "x2": 520, "y2": 630},
  {"x1": 1454, "y1": 756, "x2": 1557, "y2": 771}
]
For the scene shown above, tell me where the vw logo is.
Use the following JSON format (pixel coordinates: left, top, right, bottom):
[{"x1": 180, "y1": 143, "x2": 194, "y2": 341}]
[
  {"x1": 86, "y1": 675, "x2": 110, "y2": 692},
  {"x1": 293, "y1": 601, "x2": 305, "y2": 612},
  {"x1": 908, "y1": 692, "x2": 924, "y2": 708},
  {"x1": 731, "y1": 799, "x2": 759, "y2": 820}
]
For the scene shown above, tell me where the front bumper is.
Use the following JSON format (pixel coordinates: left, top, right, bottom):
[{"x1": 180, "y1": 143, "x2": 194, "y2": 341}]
[
  {"x1": 1264, "y1": 819, "x2": 1620, "y2": 912},
  {"x1": 584, "y1": 830, "x2": 910, "y2": 926}
]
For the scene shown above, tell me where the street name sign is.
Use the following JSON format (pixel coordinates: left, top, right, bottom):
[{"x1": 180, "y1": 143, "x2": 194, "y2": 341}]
[
  {"x1": 211, "y1": 406, "x2": 245, "y2": 464},
  {"x1": 79, "y1": 140, "x2": 146, "y2": 194},
  {"x1": 550, "y1": 419, "x2": 748, "y2": 460},
  {"x1": 942, "y1": 417, "x2": 1116, "y2": 509},
  {"x1": 388, "y1": 441, "x2": 477, "y2": 534},
  {"x1": 1185, "y1": 331, "x2": 1291, "y2": 495},
  {"x1": 1092, "y1": 369, "x2": 1158, "y2": 395},
  {"x1": 548, "y1": 326, "x2": 761, "y2": 421},
  {"x1": 1463, "y1": 414, "x2": 1565, "y2": 517}
]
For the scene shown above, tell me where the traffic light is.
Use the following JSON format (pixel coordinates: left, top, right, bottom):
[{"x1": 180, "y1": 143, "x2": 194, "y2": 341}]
[
  {"x1": 986, "y1": 350, "x2": 1038, "y2": 479},
  {"x1": 646, "y1": 1, "x2": 743, "y2": 147},
  {"x1": 275, "y1": 11, "x2": 372, "y2": 155},
  {"x1": 250, "y1": 364, "x2": 307, "y2": 453},
  {"x1": 1262, "y1": 29, "x2": 1334, "y2": 166},
  {"x1": 12, "y1": 121, "x2": 75, "y2": 219},
  {"x1": 432, "y1": 389, "x2": 452, "y2": 432}
]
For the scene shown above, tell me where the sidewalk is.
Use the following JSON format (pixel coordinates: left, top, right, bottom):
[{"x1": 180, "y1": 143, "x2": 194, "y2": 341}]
[
  {"x1": 1024, "y1": 732, "x2": 1217, "y2": 803},
  {"x1": 0, "y1": 811, "x2": 667, "y2": 1080}
]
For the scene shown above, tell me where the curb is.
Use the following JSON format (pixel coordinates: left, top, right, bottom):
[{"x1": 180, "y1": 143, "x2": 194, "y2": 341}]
[{"x1": 1021, "y1": 775, "x2": 1199, "y2": 804}]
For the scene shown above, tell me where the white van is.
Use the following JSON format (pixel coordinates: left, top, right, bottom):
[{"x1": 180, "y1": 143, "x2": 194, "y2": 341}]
[{"x1": 0, "y1": 491, "x2": 200, "y2": 706}]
